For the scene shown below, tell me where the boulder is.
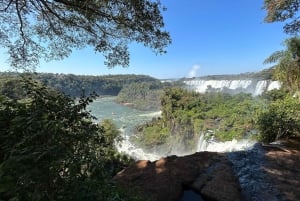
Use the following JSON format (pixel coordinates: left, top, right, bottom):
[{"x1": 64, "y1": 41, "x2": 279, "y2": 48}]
[{"x1": 114, "y1": 152, "x2": 242, "y2": 201}]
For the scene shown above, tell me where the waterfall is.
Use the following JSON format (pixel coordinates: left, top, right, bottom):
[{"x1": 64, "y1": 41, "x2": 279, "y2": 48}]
[
  {"x1": 267, "y1": 81, "x2": 281, "y2": 91},
  {"x1": 116, "y1": 134, "x2": 160, "y2": 161},
  {"x1": 253, "y1": 80, "x2": 268, "y2": 96},
  {"x1": 197, "y1": 132, "x2": 208, "y2": 151},
  {"x1": 184, "y1": 79, "x2": 281, "y2": 96},
  {"x1": 196, "y1": 132, "x2": 255, "y2": 152}
]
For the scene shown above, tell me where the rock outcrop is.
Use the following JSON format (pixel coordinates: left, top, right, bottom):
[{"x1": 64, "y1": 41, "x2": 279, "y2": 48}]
[{"x1": 114, "y1": 152, "x2": 242, "y2": 201}]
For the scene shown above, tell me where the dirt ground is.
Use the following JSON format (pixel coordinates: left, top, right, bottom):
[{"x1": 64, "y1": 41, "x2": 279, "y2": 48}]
[{"x1": 263, "y1": 137, "x2": 300, "y2": 201}]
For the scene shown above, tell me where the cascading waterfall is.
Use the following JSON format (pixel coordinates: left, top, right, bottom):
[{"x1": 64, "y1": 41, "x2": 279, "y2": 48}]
[
  {"x1": 197, "y1": 132, "x2": 255, "y2": 152},
  {"x1": 184, "y1": 79, "x2": 281, "y2": 96},
  {"x1": 197, "y1": 132, "x2": 208, "y2": 151},
  {"x1": 253, "y1": 80, "x2": 268, "y2": 96},
  {"x1": 116, "y1": 134, "x2": 160, "y2": 161}
]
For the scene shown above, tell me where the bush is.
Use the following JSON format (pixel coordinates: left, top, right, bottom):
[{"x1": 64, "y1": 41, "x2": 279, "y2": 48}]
[{"x1": 257, "y1": 96, "x2": 300, "y2": 143}]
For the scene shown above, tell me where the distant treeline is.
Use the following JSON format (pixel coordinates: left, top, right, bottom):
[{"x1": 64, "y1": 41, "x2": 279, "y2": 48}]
[
  {"x1": 0, "y1": 72, "x2": 161, "y2": 97},
  {"x1": 181, "y1": 67, "x2": 275, "y2": 81}
]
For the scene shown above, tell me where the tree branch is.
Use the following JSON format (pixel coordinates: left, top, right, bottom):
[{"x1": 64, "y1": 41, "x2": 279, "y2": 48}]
[
  {"x1": 15, "y1": 0, "x2": 27, "y2": 50},
  {"x1": 0, "y1": 0, "x2": 13, "y2": 12}
]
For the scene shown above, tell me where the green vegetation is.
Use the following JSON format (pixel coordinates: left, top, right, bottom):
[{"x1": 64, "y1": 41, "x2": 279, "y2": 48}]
[
  {"x1": 0, "y1": 72, "x2": 161, "y2": 97},
  {"x1": 259, "y1": 37, "x2": 300, "y2": 143},
  {"x1": 261, "y1": 1, "x2": 300, "y2": 143},
  {"x1": 264, "y1": 37, "x2": 300, "y2": 92},
  {"x1": 0, "y1": 1, "x2": 170, "y2": 69},
  {"x1": 1, "y1": 1, "x2": 169, "y2": 200},
  {"x1": 134, "y1": 88, "x2": 263, "y2": 151},
  {"x1": 258, "y1": 95, "x2": 300, "y2": 143},
  {"x1": 264, "y1": 0, "x2": 300, "y2": 34},
  {"x1": 0, "y1": 77, "x2": 144, "y2": 201},
  {"x1": 116, "y1": 81, "x2": 171, "y2": 110},
  {"x1": 134, "y1": 86, "x2": 300, "y2": 147}
]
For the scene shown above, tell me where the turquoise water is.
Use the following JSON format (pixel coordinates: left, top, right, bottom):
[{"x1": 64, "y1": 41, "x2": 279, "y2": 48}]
[
  {"x1": 88, "y1": 96, "x2": 160, "y2": 135},
  {"x1": 88, "y1": 97, "x2": 161, "y2": 160}
]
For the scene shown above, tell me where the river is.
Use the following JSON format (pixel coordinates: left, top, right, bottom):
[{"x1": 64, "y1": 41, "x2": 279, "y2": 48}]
[{"x1": 88, "y1": 96, "x2": 162, "y2": 161}]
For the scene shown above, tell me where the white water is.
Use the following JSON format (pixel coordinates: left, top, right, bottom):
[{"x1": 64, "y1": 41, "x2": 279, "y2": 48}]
[
  {"x1": 197, "y1": 132, "x2": 255, "y2": 152},
  {"x1": 116, "y1": 134, "x2": 160, "y2": 161},
  {"x1": 184, "y1": 79, "x2": 281, "y2": 96},
  {"x1": 267, "y1": 81, "x2": 281, "y2": 91}
]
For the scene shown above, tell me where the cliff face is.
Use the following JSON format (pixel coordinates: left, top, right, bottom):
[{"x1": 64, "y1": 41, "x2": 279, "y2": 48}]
[{"x1": 184, "y1": 79, "x2": 281, "y2": 96}]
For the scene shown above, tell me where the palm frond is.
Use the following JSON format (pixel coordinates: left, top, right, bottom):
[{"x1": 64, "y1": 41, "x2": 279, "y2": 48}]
[{"x1": 263, "y1": 50, "x2": 286, "y2": 64}]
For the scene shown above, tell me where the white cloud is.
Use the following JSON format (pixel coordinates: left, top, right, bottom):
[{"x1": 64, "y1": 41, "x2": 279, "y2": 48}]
[{"x1": 187, "y1": 64, "x2": 200, "y2": 78}]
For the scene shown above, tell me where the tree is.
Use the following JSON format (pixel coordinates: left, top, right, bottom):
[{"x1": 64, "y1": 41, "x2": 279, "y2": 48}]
[
  {"x1": 264, "y1": 37, "x2": 300, "y2": 92},
  {"x1": 0, "y1": 0, "x2": 171, "y2": 70},
  {"x1": 264, "y1": 0, "x2": 300, "y2": 34},
  {"x1": 0, "y1": 77, "x2": 141, "y2": 200}
]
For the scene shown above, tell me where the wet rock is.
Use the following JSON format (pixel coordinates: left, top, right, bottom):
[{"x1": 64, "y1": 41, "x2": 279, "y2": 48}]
[
  {"x1": 114, "y1": 152, "x2": 243, "y2": 201},
  {"x1": 228, "y1": 143, "x2": 284, "y2": 201},
  {"x1": 198, "y1": 162, "x2": 242, "y2": 201}
]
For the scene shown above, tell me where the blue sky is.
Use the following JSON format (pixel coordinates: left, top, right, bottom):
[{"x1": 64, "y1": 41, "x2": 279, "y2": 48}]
[{"x1": 0, "y1": 0, "x2": 288, "y2": 79}]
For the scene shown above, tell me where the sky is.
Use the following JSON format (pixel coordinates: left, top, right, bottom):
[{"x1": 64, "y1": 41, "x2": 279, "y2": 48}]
[{"x1": 0, "y1": 0, "x2": 289, "y2": 79}]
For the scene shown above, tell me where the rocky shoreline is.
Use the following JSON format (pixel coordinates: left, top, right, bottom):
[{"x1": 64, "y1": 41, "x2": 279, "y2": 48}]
[{"x1": 114, "y1": 138, "x2": 300, "y2": 201}]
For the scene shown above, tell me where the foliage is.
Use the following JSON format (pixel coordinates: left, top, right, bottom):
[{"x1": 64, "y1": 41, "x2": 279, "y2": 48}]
[
  {"x1": 135, "y1": 88, "x2": 261, "y2": 151},
  {"x1": 0, "y1": 72, "x2": 161, "y2": 97},
  {"x1": 116, "y1": 81, "x2": 169, "y2": 110},
  {"x1": 0, "y1": 0, "x2": 171, "y2": 70},
  {"x1": 264, "y1": 37, "x2": 300, "y2": 92},
  {"x1": 0, "y1": 77, "x2": 143, "y2": 201},
  {"x1": 261, "y1": 88, "x2": 289, "y2": 101},
  {"x1": 137, "y1": 124, "x2": 170, "y2": 147},
  {"x1": 264, "y1": 0, "x2": 300, "y2": 34},
  {"x1": 257, "y1": 96, "x2": 300, "y2": 143},
  {"x1": 0, "y1": 77, "x2": 25, "y2": 99}
]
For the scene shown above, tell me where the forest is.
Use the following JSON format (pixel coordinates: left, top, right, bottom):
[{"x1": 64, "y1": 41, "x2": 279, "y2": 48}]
[{"x1": 0, "y1": 72, "x2": 161, "y2": 97}]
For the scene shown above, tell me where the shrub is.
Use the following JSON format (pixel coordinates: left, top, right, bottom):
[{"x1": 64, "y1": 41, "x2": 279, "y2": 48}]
[{"x1": 257, "y1": 96, "x2": 300, "y2": 143}]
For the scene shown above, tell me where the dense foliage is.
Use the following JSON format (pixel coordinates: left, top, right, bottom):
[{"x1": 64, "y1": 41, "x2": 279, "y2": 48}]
[
  {"x1": 116, "y1": 80, "x2": 171, "y2": 110},
  {"x1": 264, "y1": 0, "x2": 300, "y2": 34},
  {"x1": 0, "y1": 77, "x2": 143, "y2": 201},
  {"x1": 0, "y1": 72, "x2": 161, "y2": 97},
  {"x1": 257, "y1": 89, "x2": 300, "y2": 143},
  {"x1": 258, "y1": 96, "x2": 300, "y2": 143},
  {"x1": 135, "y1": 88, "x2": 262, "y2": 151},
  {"x1": 0, "y1": 0, "x2": 170, "y2": 69}
]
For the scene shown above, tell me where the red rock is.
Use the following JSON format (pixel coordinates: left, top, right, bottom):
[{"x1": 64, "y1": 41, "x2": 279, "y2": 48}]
[{"x1": 114, "y1": 152, "x2": 243, "y2": 201}]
